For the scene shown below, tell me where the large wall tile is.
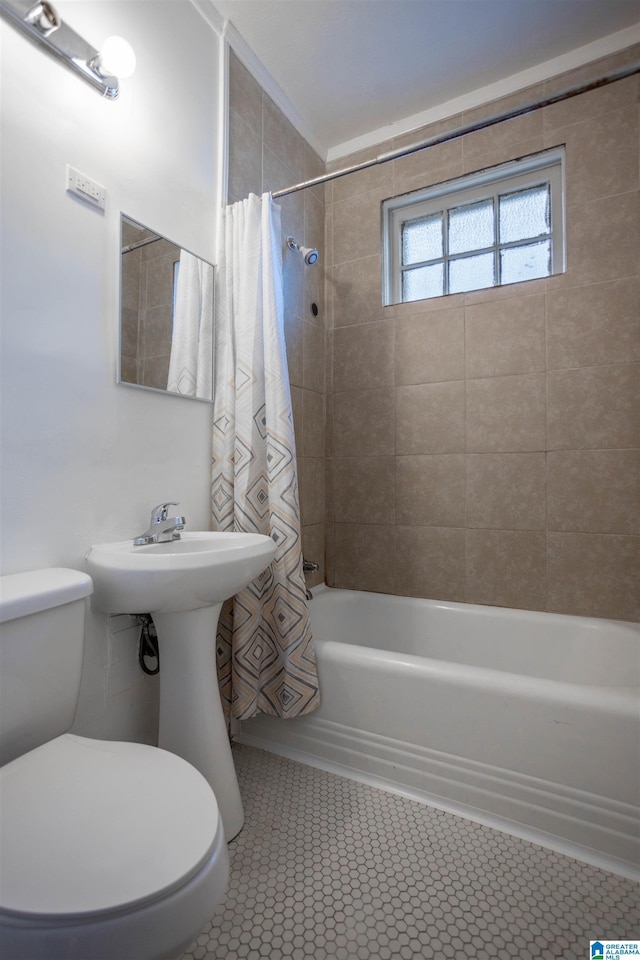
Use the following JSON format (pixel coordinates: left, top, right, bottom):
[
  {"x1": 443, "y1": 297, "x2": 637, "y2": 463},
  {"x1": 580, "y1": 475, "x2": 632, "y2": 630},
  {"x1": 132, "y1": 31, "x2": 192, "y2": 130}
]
[
  {"x1": 462, "y1": 90, "x2": 543, "y2": 167},
  {"x1": 325, "y1": 50, "x2": 638, "y2": 619},
  {"x1": 397, "y1": 381, "x2": 465, "y2": 454},
  {"x1": 325, "y1": 459, "x2": 335, "y2": 521},
  {"x1": 543, "y1": 70, "x2": 638, "y2": 131},
  {"x1": 466, "y1": 453, "x2": 546, "y2": 530},
  {"x1": 466, "y1": 529, "x2": 546, "y2": 610},
  {"x1": 392, "y1": 123, "x2": 463, "y2": 187},
  {"x1": 332, "y1": 154, "x2": 392, "y2": 203},
  {"x1": 547, "y1": 450, "x2": 639, "y2": 535},
  {"x1": 283, "y1": 246, "x2": 304, "y2": 320},
  {"x1": 334, "y1": 457, "x2": 395, "y2": 525},
  {"x1": 552, "y1": 191, "x2": 639, "y2": 289},
  {"x1": 302, "y1": 389, "x2": 325, "y2": 458},
  {"x1": 466, "y1": 374, "x2": 546, "y2": 452},
  {"x1": 263, "y1": 93, "x2": 305, "y2": 176},
  {"x1": 325, "y1": 389, "x2": 334, "y2": 457},
  {"x1": 301, "y1": 523, "x2": 324, "y2": 587},
  {"x1": 303, "y1": 321, "x2": 325, "y2": 393},
  {"x1": 465, "y1": 294, "x2": 545, "y2": 378},
  {"x1": 229, "y1": 52, "x2": 262, "y2": 133},
  {"x1": 298, "y1": 458, "x2": 325, "y2": 526},
  {"x1": 334, "y1": 389, "x2": 395, "y2": 458},
  {"x1": 140, "y1": 304, "x2": 172, "y2": 358},
  {"x1": 463, "y1": 277, "x2": 547, "y2": 306},
  {"x1": 547, "y1": 532, "x2": 640, "y2": 621},
  {"x1": 332, "y1": 187, "x2": 387, "y2": 265},
  {"x1": 279, "y1": 190, "x2": 305, "y2": 258},
  {"x1": 395, "y1": 308, "x2": 464, "y2": 385},
  {"x1": 290, "y1": 384, "x2": 303, "y2": 456},
  {"x1": 141, "y1": 355, "x2": 170, "y2": 391},
  {"x1": 396, "y1": 455, "x2": 465, "y2": 526},
  {"x1": 324, "y1": 521, "x2": 336, "y2": 586},
  {"x1": 284, "y1": 309, "x2": 304, "y2": 387},
  {"x1": 331, "y1": 256, "x2": 386, "y2": 326},
  {"x1": 333, "y1": 321, "x2": 394, "y2": 392},
  {"x1": 546, "y1": 278, "x2": 640, "y2": 369},
  {"x1": 120, "y1": 305, "x2": 138, "y2": 358},
  {"x1": 227, "y1": 108, "x2": 262, "y2": 202},
  {"x1": 303, "y1": 192, "x2": 325, "y2": 311},
  {"x1": 334, "y1": 524, "x2": 395, "y2": 593},
  {"x1": 391, "y1": 291, "x2": 465, "y2": 319},
  {"x1": 547, "y1": 363, "x2": 639, "y2": 450},
  {"x1": 555, "y1": 107, "x2": 639, "y2": 206},
  {"x1": 263, "y1": 145, "x2": 297, "y2": 195},
  {"x1": 395, "y1": 526, "x2": 466, "y2": 601},
  {"x1": 394, "y1": 162, "x2": 466, "y2": 201}
]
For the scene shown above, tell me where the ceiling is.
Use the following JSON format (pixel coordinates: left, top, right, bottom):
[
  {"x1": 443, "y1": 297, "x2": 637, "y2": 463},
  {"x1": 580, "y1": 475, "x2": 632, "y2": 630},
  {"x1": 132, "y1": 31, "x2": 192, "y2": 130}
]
[{"x1": 209, "y1": 0, "x2": 640, "y2": 159}]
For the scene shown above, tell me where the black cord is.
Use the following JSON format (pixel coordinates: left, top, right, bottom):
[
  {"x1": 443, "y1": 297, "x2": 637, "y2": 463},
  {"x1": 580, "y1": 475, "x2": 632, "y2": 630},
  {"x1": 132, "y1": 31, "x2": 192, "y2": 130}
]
[{"x1": 137, "y1": 614, "x2": 159, "y2": 675}]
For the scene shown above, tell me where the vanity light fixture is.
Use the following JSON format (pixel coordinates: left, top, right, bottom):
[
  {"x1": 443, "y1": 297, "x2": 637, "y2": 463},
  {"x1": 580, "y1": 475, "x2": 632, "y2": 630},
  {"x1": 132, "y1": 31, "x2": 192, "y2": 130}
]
[{"x1": 0, "y1": 0, "x2": 135, "y2": 99}]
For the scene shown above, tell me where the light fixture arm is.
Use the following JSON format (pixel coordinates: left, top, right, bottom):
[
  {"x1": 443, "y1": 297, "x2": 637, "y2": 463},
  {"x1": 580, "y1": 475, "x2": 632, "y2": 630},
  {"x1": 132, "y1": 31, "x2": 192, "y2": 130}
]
[{"x1": 0, "y1": 0, "x2": 121, "y2": 99}]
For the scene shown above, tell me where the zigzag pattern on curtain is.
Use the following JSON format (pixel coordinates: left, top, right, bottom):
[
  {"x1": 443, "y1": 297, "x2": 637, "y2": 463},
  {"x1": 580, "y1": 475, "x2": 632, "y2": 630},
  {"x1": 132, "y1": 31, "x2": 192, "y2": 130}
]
[{"x1": 211, "y1": 193, "x2": 320, "y2": 721}]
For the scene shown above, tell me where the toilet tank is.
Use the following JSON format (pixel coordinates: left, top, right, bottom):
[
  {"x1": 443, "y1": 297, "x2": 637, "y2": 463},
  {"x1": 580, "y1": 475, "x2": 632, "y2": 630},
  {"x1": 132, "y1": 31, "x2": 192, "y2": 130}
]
[{"x1": 0, "y1": 568, "x2": 93, "y2": 766}]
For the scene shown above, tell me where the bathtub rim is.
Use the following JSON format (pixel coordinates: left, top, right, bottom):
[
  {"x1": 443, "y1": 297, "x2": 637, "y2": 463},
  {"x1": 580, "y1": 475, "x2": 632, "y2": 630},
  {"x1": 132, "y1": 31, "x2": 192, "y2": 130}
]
[{"x1": 308, "y1": 584, "x2": 640, "y2": 689}]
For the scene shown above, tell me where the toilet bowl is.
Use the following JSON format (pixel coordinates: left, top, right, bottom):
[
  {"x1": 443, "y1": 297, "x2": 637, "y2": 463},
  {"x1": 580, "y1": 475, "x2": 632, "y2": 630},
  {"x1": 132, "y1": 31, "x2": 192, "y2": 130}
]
[{"x1": 0, "y1": 568, "x2": 229, "y2": 960}]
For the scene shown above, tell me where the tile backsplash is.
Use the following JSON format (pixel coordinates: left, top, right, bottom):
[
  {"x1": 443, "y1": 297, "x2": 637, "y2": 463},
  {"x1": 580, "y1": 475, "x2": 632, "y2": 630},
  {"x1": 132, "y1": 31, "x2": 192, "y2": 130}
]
[
  {"x1": 324, "y1": 46, "x2": 639, "y2": 621},
  {"x1": 229, "y1": 45, "x2": 639, "y2": 622}
]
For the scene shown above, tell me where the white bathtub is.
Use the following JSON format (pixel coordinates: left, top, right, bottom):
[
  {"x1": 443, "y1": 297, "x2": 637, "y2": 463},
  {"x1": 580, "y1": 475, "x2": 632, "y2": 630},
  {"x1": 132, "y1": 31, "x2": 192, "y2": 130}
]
[{"x1": 238, "y1": 586, "x2": 640, "y2": 879}]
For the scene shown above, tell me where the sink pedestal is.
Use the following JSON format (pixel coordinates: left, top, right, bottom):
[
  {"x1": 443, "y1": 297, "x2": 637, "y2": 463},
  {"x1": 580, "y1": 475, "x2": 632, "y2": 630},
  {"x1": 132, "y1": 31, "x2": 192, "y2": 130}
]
[{"x1": 153, "y1": 605, "x2": 244, "y2": 841}]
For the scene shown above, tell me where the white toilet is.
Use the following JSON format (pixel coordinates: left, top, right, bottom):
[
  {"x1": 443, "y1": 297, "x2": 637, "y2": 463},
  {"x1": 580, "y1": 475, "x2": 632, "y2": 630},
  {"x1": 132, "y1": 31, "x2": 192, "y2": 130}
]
[{"x1": 0, "y1": 568, "x2": 229, "y2": 960}]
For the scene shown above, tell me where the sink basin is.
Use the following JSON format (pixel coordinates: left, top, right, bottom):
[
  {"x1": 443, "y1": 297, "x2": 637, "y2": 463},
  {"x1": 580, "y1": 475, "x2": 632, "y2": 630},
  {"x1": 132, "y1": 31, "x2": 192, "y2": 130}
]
[{"x1": 86, "y1": 531, "x2": 276, "y2": 613}]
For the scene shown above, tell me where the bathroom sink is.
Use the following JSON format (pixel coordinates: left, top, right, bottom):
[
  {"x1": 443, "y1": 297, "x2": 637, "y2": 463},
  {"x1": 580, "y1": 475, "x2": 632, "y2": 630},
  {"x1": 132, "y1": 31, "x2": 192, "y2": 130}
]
[
  {"x1": 86, "y1": 531, "x2": 276, "y2": 614},
  {"x1": 85, "y1": 529, "x2": 276, "y2": 841}
]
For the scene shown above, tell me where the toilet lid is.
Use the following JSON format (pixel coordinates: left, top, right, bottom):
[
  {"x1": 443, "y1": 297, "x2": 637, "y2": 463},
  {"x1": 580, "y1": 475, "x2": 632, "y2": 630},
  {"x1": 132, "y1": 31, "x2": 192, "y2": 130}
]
[{"x1": 0, "y1": 734, "x2": 222, "y2": 917}]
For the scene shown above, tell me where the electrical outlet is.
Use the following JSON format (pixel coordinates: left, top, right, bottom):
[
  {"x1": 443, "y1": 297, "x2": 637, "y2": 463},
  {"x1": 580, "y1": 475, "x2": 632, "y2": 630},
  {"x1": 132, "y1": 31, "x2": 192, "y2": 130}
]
[{"x1": 66, "y1": 165, "x2": 106, "y2": 210}]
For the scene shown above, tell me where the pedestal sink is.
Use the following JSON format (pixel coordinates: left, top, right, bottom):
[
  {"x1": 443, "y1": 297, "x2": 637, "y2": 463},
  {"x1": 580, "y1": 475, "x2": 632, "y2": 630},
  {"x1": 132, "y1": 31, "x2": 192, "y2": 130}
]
[{"x1": 86, "y1": 532, "x2": 276, "y2": 840}]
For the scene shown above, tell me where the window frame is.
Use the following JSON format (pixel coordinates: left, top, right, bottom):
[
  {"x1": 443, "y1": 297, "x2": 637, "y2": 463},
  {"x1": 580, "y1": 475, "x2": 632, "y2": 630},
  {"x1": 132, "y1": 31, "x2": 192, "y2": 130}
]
[{"x1": 382, "y1": 146, "x2": 565, "y2": 305}]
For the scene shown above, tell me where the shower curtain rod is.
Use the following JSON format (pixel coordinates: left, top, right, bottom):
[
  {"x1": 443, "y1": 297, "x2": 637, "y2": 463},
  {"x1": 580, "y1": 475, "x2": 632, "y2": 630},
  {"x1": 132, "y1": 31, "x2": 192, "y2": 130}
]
[
  {"x1": 272, "y1": 59, "x2": 640, "y2": 199},
  {"x1": 122, "y1": 235, "x2": 162, "y2": 254}
]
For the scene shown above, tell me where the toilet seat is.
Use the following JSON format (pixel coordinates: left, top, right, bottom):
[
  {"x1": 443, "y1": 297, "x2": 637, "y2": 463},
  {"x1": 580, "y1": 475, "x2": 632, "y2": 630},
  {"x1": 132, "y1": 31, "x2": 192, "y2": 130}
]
[{"x1": 0, "y1": 733, "x2": 222, "y2": 918}]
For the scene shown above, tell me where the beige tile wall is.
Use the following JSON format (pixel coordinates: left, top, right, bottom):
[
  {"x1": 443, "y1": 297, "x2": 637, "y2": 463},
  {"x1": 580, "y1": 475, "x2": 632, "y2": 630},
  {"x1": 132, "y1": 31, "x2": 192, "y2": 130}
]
[
  {"x1": 120, "y1": 235, "x2": 180, "y2": 390},
  {"x1": 325, "y1": 46, "x2": 640, "y2": 621},
  {"x1": 227, "y1": 53, "x2": 326, "y2": 588}
]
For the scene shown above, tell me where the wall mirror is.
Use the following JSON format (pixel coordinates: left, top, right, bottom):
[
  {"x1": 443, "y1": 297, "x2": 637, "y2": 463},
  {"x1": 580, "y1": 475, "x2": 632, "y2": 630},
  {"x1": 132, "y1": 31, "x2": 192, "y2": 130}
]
[{"x1": 119, "y1": 214, "x2": 215, "y2": 401}]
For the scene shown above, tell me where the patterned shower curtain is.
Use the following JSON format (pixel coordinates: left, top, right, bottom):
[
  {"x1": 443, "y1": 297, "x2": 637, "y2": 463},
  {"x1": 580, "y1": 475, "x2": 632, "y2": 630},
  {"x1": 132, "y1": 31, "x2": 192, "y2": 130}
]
[
  {"x1": 167, "y1": 250, "x2": 214, "y2": 399},
  {"x1": 211, "y1": 192, "x2": 320, "y2": 721}
]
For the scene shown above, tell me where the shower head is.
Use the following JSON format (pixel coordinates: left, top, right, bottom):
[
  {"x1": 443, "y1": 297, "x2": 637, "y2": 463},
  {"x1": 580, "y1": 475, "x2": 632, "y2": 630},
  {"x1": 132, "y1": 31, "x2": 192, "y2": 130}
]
[{"x1": 286, "y1": 236, "x2": 319, "y2": 266}]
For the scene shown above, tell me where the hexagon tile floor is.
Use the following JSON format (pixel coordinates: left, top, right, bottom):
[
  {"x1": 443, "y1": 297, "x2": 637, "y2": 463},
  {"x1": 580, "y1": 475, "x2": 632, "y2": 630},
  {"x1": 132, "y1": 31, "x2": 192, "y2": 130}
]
[{"x1": 181, "y1": 744, "x2": 639, "y2": 960}]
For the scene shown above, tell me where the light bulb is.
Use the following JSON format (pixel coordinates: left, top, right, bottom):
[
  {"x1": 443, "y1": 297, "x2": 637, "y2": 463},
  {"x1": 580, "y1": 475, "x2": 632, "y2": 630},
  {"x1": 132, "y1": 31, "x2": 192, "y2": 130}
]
[{"x1": 98, "y1": 36, "x2": 136, "y2": 78}]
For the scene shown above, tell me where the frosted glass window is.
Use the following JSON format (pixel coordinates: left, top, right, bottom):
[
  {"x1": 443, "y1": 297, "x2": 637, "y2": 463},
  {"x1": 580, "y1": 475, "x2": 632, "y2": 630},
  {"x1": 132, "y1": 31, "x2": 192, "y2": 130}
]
[
  {"x1": 501, "y1": 240, "x2": 551, "y2": 284},
  {"x1": 383, "y1": 147, "x2": 564, "y2": 305},
  {"x1": 449, "y1": 253, "x2": 494, "y2": 294},
  {"x1": 402, "y1": 214, "x2": 442, "y2": 264},
  {"x1": 448, "y1": 199, "x2": 493, "y2": 254},
  {"x1": 403, "y1": 263, "x2": 444, "y2": 301},
  {"x1": 499, "y1": 185, "x2": 550, "y2": 243}
]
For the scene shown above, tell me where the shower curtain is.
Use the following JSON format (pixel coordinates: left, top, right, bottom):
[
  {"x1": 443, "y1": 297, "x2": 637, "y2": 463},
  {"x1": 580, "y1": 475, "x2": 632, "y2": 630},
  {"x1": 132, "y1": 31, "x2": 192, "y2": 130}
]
[
  {"x1": 167, "y1": 250, "x2": 214, "y2": 399},
  {"x1": 211, "y1": 192, "x2": 320, "y2": 721}
]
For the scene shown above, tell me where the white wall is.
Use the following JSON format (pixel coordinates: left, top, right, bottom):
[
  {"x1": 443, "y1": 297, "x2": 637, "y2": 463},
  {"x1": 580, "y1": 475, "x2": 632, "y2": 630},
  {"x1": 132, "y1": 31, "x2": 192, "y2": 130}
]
[{"x1": 0, "y1": 1, "x2": 223, "y2": 742}]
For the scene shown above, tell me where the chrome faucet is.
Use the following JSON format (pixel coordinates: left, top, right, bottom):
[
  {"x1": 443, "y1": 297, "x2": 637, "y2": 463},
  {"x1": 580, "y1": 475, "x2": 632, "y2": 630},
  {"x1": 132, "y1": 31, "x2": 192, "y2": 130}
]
[{"x1": 133, "y1": 502, "x2": 186, "y2": 546}]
